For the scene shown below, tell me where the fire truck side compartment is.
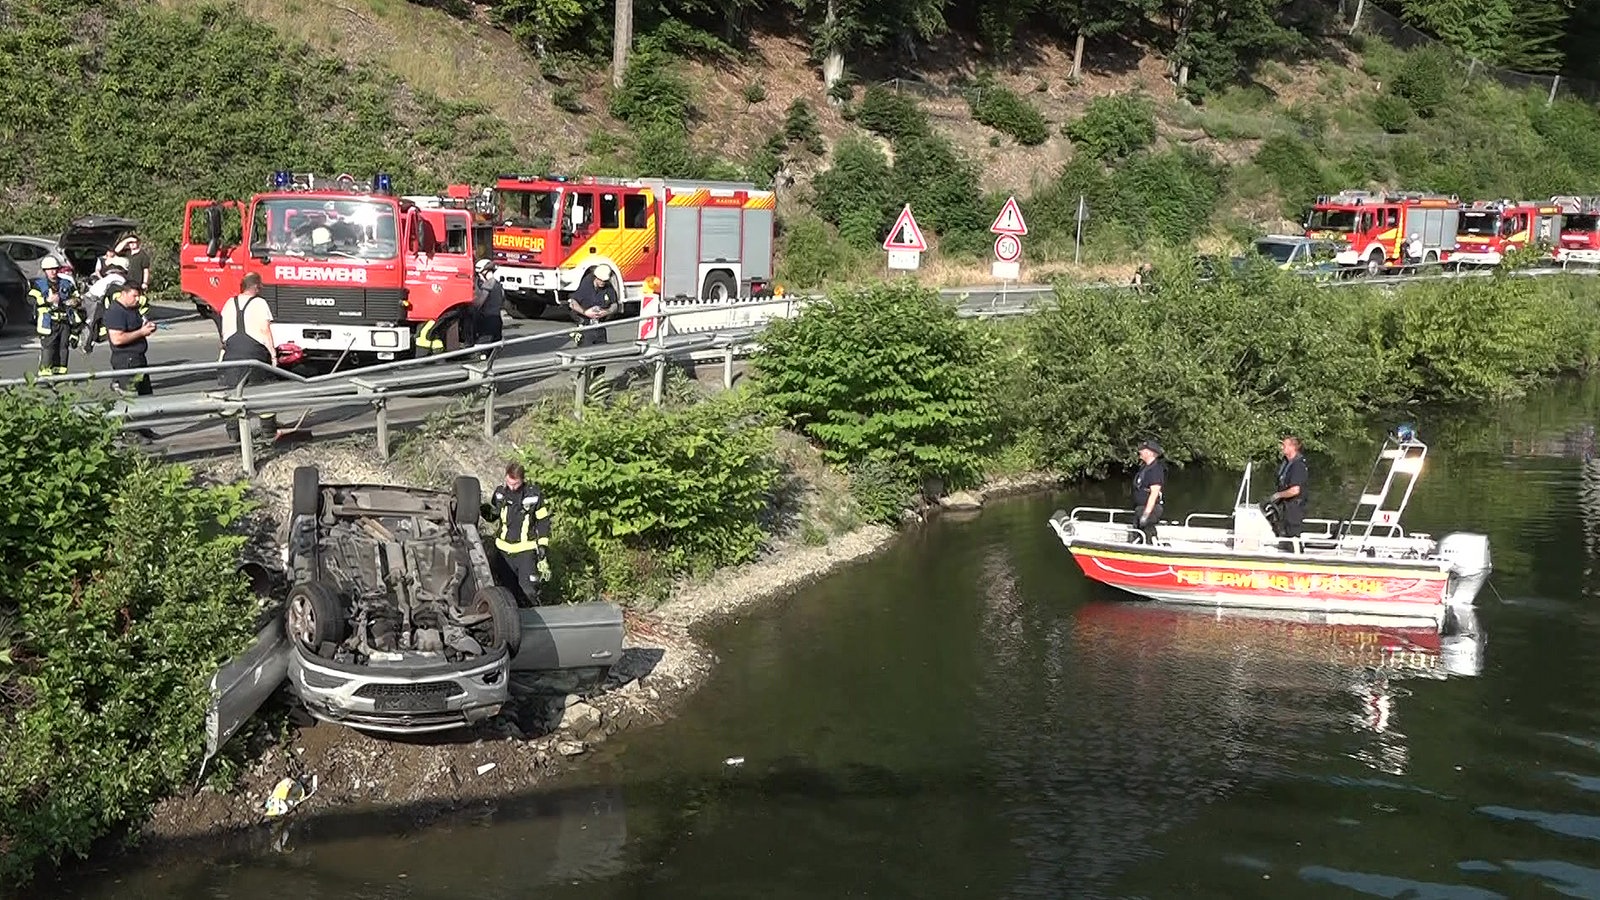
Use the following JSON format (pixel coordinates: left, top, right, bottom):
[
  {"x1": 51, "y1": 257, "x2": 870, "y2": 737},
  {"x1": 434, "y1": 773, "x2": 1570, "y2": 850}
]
[
  {"x1": 663, "y1": 206, "x2": 700, "y2": 299},
  {"x1": 1412, "y1": 207, "x2": 1459, "y2": 252},
  {"x1": 742, "y1": 208, "x2": 774, "y2": 285}
]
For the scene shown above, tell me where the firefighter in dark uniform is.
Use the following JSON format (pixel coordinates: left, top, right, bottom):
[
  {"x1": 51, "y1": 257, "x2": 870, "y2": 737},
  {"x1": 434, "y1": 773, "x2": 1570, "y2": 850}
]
[
  {"x1": 29, "y1": 256, "x2": 79, "y2": 375},
  {"x1": 1266, "y1": 435, "x2": 1310, "y2": 551},
  {"x1": 1131, "y1": 439, "x2": 1166, "y2": 544},
  {"x1": 484, "y1": 461, "x2": 552, "y2": 606}
]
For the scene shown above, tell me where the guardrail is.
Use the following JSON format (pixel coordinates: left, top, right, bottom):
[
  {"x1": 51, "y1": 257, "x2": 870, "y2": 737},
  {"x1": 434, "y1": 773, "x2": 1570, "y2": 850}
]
[{"x1": 6, "y1": 262, "x2": 1595, "y2": 475}]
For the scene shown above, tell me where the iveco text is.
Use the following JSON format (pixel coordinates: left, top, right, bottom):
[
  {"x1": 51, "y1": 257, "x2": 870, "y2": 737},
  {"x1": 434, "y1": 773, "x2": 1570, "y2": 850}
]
[{"x1": 273, "y1": 265, "x2": 370, "y2": 284}]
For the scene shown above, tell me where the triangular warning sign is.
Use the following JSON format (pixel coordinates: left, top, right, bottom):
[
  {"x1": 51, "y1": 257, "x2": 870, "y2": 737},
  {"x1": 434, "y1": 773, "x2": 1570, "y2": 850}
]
[
  {"x1": 990, "y1": 196, "x2": 1028, "y2": 235},
  {"x1": 882, "y1": 204, "x2": 928, "y2": 251}
]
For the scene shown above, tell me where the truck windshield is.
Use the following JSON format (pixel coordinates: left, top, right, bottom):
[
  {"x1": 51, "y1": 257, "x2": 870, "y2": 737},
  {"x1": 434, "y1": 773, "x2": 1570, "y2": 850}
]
[
  {"x1": 252, "y1": 198, "x2": 399, "y2": 260},
  {"x1": 1304, "y1": 209, "x2": 1356, "y2": 232},
  {"x1": 1564, "y1": 214, "x2": 1598, "y2": 232},
  {"x1": 496, "y1": 189, "x2": 558, "y2": 229},
  {"x1": 1459, "y1": 211, "x2": 1499, "y2": 236}
]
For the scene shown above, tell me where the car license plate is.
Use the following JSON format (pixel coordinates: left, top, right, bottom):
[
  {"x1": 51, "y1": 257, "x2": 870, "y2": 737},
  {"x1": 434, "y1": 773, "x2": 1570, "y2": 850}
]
[{"x1": 374, "y1": 693, "x2": 447, "y2": 713}]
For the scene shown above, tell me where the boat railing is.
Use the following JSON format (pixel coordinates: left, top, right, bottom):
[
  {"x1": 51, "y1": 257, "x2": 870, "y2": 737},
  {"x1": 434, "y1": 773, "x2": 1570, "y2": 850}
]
[{"x1": 1183, "y1": 512, "x2": 1234, "y2": 528}]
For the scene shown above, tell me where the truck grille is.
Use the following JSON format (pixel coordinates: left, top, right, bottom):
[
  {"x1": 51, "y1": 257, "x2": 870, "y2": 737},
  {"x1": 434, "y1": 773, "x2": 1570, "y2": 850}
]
[{"x1": 262, "y1": 285, "x2": 407, "y2": 325}]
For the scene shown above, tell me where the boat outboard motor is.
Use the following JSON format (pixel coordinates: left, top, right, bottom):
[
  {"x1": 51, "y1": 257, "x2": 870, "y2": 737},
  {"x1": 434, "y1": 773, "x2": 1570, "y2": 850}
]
[{"x1": 1437, "y1": 532, "x2": 1492, "y2": 578}]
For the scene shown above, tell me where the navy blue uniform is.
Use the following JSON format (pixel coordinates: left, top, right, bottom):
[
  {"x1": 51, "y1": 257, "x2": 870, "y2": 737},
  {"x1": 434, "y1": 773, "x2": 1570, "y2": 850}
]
[
  {"x1": 1274, "y1": 455, "x2": 1310, "y2": 542},
  {"x1": 1132, "y1": 459, "x2": 1166, "y2": 543},
  {"x1": 103, "y1": 301, "x2": 152, "y2": 395}
]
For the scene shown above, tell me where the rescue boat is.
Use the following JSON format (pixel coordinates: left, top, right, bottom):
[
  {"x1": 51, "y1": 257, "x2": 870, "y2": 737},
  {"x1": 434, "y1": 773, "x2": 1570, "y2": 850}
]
[{"x1": 1047, "y1": 427, "x2": 1492, "y2": 628}]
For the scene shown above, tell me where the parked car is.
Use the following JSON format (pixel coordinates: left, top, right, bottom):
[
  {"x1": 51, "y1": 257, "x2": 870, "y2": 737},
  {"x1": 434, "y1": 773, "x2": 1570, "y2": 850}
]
[
  {"x1": 0, "y1": 253, "x2": 30, "y2": 333},
  {"x1": 205, "y1": 467, "x2": 626, "y2": 762},
  {"x1": 0, "y1": 234, "x2": 64, "y2": 282},
  {"x1": 57, "y1": 215, "x2": 141, "y2": 278},
  {"x1": 1245, "y1": 235, "x2": 1341, "y2": 277}
]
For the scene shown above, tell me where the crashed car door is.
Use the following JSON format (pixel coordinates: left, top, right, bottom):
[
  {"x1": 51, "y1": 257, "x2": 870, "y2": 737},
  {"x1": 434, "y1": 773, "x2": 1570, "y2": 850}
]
[
  {"x1": 513, "y1": 601, "x2": 625, "y2": 671},
  {"x1": 203, "y1": 619, "x2": 291, "y2": 767}
]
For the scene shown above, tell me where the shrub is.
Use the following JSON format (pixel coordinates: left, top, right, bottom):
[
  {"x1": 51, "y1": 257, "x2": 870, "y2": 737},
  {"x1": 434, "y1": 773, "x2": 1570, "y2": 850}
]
[
  {"x1": 968, "y1": 81, "x2": 1050, "y2": 146},
  {"x1": 1253, "y1": 134, "x2": 1334, "y2": 212},
  {"x1": 1108, "y1": 149, "x2": 1228, "y2": 246},
  {"x1": 1064, "y1": 95, "x2": 1157, "y2": 162},
  {"x1": 551, "y1": 85, "x2": 585, "y2": 114},
  {"x1": 784, "y1": 98, "x2": 825, "y2": 154},
  {"x1": 742, "y1": 82, "x2": 767, "y2": 104},
  {"x1": 608, "y1": 46, "x2": 696, "y2": 128},
  {"x1": 753, "y1": 281, "x2": 999, "y2": 488},
  {"x1": 889, "y1": 131, "x2": 987, "y2": 243},
  {"x1": 632, "y1": 122, "x2": 707, "y2": 179},
  {"x1": 856, "y1": 84, "x2": 929, "y2": 139},
  {"x1": 828, "y1": 79, "x2": 856, "y2": 104},
  {"x1": 1370, "y1": 93, "x2": 1412, "y2": 133},
  {"x1": 1391, "y1": 46, "x2": 1456, "y2": 119},
  {"x1": 531, "y1": 391, "x2": 780, "y2": 603},
  {"x1": 811, "y1": 136, "x2": 895, "y2": 247},
  {"x1": 777, "y1": 214, "x2": 852, "y2": 288},
  {"x1": 0, "y1": 390, "x2": 256, "y2": 890}
]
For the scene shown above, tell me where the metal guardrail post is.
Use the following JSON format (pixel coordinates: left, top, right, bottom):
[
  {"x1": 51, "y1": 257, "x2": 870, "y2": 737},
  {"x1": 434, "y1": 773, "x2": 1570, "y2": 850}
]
[
  {"x1": 238, "y1": 407, "x2": 255, "y2": 476},
  {"x1": 573, "y1": 367, "x2": 588, "y2": 420},
  {"x1": 375, "y1": 397, "x2": 391, "y2": 459},
  {"x1": 652, "y1": 357, "x2": 666, "y2": 405},
  {"x1": 483, "y1": 381, "x2": 497, "y2": 438}
]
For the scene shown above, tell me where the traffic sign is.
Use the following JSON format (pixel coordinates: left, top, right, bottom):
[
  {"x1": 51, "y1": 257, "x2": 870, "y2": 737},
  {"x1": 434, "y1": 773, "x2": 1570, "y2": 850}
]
[
  {"x1": 990, "y1": 196, "x2": 1028, "y2": 236},
  {"x1": 994, "y1": 234, "x2": 1021, "y2": 262},
  {"x1": 887, "y1": 249, "x2": 922, "y2": 271},
  {"x1": 883, "y1": 204, "x2": 928, "y2": 252}
]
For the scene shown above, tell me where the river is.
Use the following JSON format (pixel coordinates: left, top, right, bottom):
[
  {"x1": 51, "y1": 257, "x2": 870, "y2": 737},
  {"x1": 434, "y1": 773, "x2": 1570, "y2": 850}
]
[{"x1": 48, "y1": 379, "x2": 1600, "y2": 899}]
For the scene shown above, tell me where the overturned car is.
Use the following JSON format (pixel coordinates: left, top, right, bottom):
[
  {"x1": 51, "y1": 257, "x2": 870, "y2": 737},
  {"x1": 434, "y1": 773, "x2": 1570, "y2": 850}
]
[{"x1": 207, "y1": 467, "x2": 624, "y2": 759}]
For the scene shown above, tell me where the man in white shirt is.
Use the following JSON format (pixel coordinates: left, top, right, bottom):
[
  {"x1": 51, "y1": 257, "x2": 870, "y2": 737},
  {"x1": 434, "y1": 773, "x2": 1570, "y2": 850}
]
[{"x1": 216, "y1": 273, "x2": 278, "y2": 442}]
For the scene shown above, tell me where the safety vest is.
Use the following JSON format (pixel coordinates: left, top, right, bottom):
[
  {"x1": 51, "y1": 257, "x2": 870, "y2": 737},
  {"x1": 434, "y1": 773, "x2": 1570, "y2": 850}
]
[
  {"x1": 493, "y1": 484, "x2": 551, "y2": 554},
  {"x1": 415, "y1": 319, "x2": 445, "y2": 355},
  {"x1": 30, "y1": 277, "x2": 76, "y2": 335}
]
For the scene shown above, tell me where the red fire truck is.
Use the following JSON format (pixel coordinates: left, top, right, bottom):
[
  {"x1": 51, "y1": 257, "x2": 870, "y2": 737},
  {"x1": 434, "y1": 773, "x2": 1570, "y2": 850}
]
[
  {"x1": 486, "y1": 174, "x2": 776, "y2": 319},
  {"x1": 179, "y1": 172, "x2": 482, "y2": 365},
  {"x1": 1449, "y1": 199, "x2": 1563, "y2": 267},
  {"x1": 1551, "y1": 196, "x2": 1600, "y2": 264},
  {"x1": 1303, "y1": 190, "x2": 1461, "y2": 275}
]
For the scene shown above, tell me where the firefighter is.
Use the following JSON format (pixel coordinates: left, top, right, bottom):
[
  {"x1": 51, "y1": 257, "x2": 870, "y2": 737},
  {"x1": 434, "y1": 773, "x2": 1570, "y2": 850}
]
[
  {"x1": 1131, "y1": 439, "x2": 1166, "y2": 544},
  {"x1": 483, "y1": 461, "x2": 552, "y2": 607},
  {"x1": 29, "y1": 256, "x2": 79, "y2": 376},
  {"x1": 103, "y1": 283, "x2": 157, "y2": 397},
  {"x1": 414, "y1": 308, "x2": 471, "y2": 358},
  {"x1": 81, "y1": 257, "x2": 132, "y2": 353},
  {"x1": 472, "y1": 258, "x2": 505, "y2": 346},
  {"x1": 1265, "y1": 435, "x2": 1310, "y2": 552},
  {"x1": 216, "y1": 273, "x2": 280, "y2": 443},
  {"x1": 567, "y1": 267, "x2": 620, "y2": 347},
  {"x1": 1403, "y1": 233, "x2": 1424, "y2": 268}
]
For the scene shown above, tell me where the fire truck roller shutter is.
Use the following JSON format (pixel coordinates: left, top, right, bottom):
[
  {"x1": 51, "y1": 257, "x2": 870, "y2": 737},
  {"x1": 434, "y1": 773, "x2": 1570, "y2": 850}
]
[
  {"x1": 699, "y1": 209, "x2": 742, "y2": 301},
  {"x1": 662, "y1": 206, "x2": 699, "y2": 300},
  {"x1": 741, "y1": 207, "x2": 774, "y2": 284}
]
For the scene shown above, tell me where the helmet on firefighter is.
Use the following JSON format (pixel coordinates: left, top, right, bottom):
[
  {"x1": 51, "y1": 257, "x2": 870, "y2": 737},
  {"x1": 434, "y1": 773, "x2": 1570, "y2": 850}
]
[
  {"x1": 474, "y1": 258, "x2": 495, "y2": 274},
  {"x1": 40, "y1": 256, "x2": 61, "y2": 272}
]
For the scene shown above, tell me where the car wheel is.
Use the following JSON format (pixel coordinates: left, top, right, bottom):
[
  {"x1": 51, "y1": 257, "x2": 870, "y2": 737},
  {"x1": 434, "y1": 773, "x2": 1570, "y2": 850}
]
[
  {"x1": 454, "y1": 475, "x2": 482, "y2": 526},
  {"x1": 287, "y1": 582, "x2": 346, "y2": 648},
  {"x1": 470, "y1": 586, "x2": 522, "y2": 658},
  {"x1": 292, "y1": 466, "x2": 320, "y2": 519}
]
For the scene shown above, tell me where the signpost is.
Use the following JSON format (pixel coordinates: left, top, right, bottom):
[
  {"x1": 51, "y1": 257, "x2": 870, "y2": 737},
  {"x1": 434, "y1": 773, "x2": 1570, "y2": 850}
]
[
  {"x1": 990, "y1": 196, "x2": 1027, "y2": 282},
  {"x1": 883, "y1": 204, "x2": 927, "y2": 271}
]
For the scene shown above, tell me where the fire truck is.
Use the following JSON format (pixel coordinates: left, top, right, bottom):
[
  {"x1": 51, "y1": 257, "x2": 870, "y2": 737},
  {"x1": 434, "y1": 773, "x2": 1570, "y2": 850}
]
[
  {"x1": 1449, "y1": 199, "x2": 1563, "y2": 266},
  {"x1": 486, "y1": 174, "x2": 776, "y2": 319},
  {"x1": 1551, "y1": 196, "x2": 1600, "y2": 264},
  {"x1": 179, "y1": 172, "x2": 482, "y2": 365},
  {"x1": 1303, "y1": 190, "x2": 1461, "y2": 275}
]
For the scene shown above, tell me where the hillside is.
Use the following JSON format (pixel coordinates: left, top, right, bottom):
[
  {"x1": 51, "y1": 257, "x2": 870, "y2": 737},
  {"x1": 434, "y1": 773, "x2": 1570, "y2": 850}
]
[{"x1": 4, "y1": 0, "x2": 1600, "y2": 289}]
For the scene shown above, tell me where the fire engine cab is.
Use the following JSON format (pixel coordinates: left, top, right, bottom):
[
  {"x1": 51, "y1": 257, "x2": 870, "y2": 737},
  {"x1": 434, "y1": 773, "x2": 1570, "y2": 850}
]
[
  {"x1": 487, "y1": 174, "x2": 776, "y2": 320},
  {"x1": 1303, "y1": 190, "x2": 1460, "y2": 275},
  {"x1": 180, "y1": 172, "x2": 480, "y2": 366},
  {"x1": 1450, "y1": 199, "x2": 1563, "y2": 266},
  {"x1": 1551, "y1": 196, "x2": 1600, "y2": 264}
]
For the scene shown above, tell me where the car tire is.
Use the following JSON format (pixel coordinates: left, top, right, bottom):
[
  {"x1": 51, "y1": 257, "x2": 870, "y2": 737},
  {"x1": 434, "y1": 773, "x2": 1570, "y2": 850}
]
[
  {"x1": 292, "y1": 466, "x2": 320, "y2": 519},
  {"x1": 287, "y1": 582, "x2": 346, "y2": 648},
  {"x1": 471, "y1": 586, "x2": 522, "y2": 658},
  {"x1": 454, "y1": 475, "x2": 482, "y2": 526}
]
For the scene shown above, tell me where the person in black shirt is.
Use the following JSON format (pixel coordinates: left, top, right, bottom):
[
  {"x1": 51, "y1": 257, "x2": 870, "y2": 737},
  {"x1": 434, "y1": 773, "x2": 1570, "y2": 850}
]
[
  {"x1": 567, "y1": 267, "x2": 620, "y2": 347},
  {"x1": 103, "y1": 285, "x2": 156, "y2": 396},
  {"x1": 1131, "y1": 439, "x2": 1166, "y2": 544},
  {"x1": 472, "y1": 258, "x2": 505, "y2": 346},
  {"x1": 1267, "y1": 435, "x2": 1310, "y2": 551}
]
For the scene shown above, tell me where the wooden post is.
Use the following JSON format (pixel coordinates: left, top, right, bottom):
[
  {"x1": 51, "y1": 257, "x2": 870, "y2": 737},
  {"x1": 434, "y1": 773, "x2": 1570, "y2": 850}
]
[
  {"x1": 1548, "y1": 75, "x2": 1560, "y2": 106},
  {"x1": 612, "y1": 0, "x2": 633, "y2": 89}
]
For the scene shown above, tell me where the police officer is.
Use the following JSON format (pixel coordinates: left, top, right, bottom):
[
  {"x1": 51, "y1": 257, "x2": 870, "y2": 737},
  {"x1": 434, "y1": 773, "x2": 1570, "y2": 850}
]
[
  {"x1": 1267, "y1": 435, "x2": 1310, "y2": 551},
  {"x1": 484, "y1": 461, "x2": 552, "y2": 606},
  {"x1": 1131, "y1": 439, "x2": 1166, "y2": 544},
  {"x1": 472, "y1": 258, "x2": 505, "y2": 346},
  {"x1": 29, "y1": 256, "x2": 79, "y2": 376}
]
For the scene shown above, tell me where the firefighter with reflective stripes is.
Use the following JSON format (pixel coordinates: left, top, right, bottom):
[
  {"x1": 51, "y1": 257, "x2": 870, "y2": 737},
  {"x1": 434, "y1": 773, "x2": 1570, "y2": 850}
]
[
  {"x1": 30, "y1": 256, "x2": 79, "y2": 375},
  {"x1": 483, "y1": 461, "x2": 552, "y2": 606}
]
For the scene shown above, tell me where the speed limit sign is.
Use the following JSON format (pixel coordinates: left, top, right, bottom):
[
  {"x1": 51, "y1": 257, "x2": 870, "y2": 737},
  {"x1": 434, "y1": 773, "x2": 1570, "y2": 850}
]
[{"x1": 994, "y1": 233, "x2": 1021, "y2": 262}]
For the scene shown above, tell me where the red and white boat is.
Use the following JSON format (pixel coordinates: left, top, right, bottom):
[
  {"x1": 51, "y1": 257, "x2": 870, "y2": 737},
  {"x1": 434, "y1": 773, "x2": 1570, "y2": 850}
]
[{"x1": 1048, "y1": 428, "x2": 1492, "y2": 628}]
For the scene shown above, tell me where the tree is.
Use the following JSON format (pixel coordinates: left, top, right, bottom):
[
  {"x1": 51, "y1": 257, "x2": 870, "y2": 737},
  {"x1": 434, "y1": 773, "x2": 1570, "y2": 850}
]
[
  {"x1": 1042, "y1": 0, "x2": 1153, "y2": 78},
  {"x1": 613, "y1": 0, "x2": 634, "y2": 87},
  {"x1": 1402, "y1": 0, "x2": 1567, "y2": 72},
  {"x1": 1161, "y1": 0, "x2": 1298, "y2": 95},
  {"x1": 791, "y1": 0, "x2": 950, "y2": 92}
]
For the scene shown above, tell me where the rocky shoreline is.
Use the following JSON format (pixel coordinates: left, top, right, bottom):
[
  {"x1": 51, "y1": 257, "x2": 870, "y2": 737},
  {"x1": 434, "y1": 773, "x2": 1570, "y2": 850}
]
[{"x1": 136, "y1": 439, "x2": 1058, "y2": 849}]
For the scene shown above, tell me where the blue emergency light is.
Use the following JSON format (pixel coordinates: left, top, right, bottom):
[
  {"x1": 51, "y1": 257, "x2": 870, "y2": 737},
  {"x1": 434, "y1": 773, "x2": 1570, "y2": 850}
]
[
  {"x1": 1395, "y1": 423, "x2": 1418, "y2": 442},
  {"x1": 271, "y1": 170, "x2": 292, "y2": 189},
  {"x1": 374, "y1": 172, "x2": 393, "y2": 195}
]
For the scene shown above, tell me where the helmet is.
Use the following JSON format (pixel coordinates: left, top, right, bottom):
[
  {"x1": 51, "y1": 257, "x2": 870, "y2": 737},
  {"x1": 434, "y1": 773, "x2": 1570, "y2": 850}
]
[
  {"x1": 40, "y1": 256, "x2": 61, "y2": 271},
  {"x1": 474, "y1": 258, "x2": 495, "y2": 274},
  {"x1": 592, "y1": 267, "x2": 611, "y2": 283}
]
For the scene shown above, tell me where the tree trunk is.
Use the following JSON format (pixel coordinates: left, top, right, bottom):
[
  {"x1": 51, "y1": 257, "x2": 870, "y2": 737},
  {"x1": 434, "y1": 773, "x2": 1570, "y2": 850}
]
[
  {"x1": 612, "y1": 0, "x2": 634, "y2": 89},
  {"x1": 1071, "y1": 31, "x2": 1085, "y2": 78},
  {"x1": 1348, "y1": 0, "x2": 1365, "y2": 36},
  {"x1": 1178, "y1": 64, "x2": 1189, "y2": 88},
  {"x1": 822, "y1": 0, "x2": 844, "y2": 102}
]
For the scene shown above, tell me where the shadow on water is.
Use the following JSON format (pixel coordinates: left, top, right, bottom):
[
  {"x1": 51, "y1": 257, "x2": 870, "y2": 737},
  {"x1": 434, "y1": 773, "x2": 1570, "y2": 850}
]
[{"x1": 41, "y1": 377, "x2": 1600, "y2": 899}]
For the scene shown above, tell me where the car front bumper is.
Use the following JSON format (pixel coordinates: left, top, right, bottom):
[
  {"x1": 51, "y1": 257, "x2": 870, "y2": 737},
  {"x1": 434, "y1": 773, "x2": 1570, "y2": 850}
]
[{"x1": 288, "y1": 646, "x2": 510, "y2": 734}]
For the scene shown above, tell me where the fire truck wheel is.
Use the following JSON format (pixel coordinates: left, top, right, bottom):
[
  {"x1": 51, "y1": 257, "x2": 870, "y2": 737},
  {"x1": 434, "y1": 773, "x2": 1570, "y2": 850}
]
[
  {"x1": 701, "y1": 271, "x2": 737, "y2": 303},
  {"x1": 1363, "y1": 251, "x2": 1384, "y2": 278}
]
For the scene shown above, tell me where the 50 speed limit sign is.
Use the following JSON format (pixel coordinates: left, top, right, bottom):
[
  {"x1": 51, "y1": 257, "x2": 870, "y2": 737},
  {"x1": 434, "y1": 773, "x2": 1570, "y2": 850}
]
[{"x1": 993, "y1": 233, "x2": 1022, "y2": 262}]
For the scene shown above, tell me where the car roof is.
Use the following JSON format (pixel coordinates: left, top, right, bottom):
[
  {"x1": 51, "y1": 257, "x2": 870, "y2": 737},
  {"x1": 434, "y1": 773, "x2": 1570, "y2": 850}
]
[
  {"x1": 1256, "y1": 234, "x2": 1314, "y2": 244},
  {"x1": 0, "y1": 234, "x2": 61, "y2": 246}
]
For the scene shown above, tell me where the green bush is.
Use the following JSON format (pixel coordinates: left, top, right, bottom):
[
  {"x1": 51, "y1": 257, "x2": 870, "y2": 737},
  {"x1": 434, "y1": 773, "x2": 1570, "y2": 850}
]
[
  {"x1": 608, "y1": 45, "x2": 697, "y2": 128},
  {"x1": 1370, "y1": 93, "x2": 1412, "y2": 133},
  {"x1": 631, "y1": 122, "x2": 709, "y2": 179},
  {"x1": 753, "y1": 281, "x2": 999, "y2": 488},
  {"x1": 1109, "y1": 149, "x2": 1228, "y2": 246},
  {"x1": 1253, "y1": 134, "x2": 1334, "y2": 212},
  {"x1": 742, "y1": 82, "x2": 767, "y2": 104},
  {"x1": 785, "y1": 98, "x2": 825, "y2": 154},
  {"x1": 811, "y1": 136, "x2": 896, "y2": 247},
  {"x1": 1063, "y1": 95, "x2": 1157, "y2": 161},
  {"x1": 856, "y1": 84, "x2": 930, "y2": 139},
  {"x1": 777, "y1": 214, "x2": 854, "y2": 288},
  {"x1": 0, "y1": 390, "x2": 256, "y2": 890},
  {"x1": 888, "y1": 132, "x2": 987, "y2": 245},
  {"x1": 531, "y1": 391, "x2": 780, "y2": 604},
  {"x1": 968, "y1": 81, "x2": 1050, "y2": 146},
  {"x1": 1391, "y1": 46, "x2": 1456, "y2": 119}
]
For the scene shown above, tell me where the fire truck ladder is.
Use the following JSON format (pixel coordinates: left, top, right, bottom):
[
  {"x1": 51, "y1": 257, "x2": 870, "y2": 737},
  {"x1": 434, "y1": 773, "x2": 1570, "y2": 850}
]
[{"x1": 1341, "y1": 429, "x2": 1429, "y2": 551}]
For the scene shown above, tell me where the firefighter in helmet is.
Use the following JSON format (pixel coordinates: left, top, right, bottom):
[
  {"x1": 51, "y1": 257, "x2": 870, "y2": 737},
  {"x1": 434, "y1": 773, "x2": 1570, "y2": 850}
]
[
  {"x1": 29, "y1": 256, "x2": 80, "y2": 375},
  {"x1": 482, "y1": 461, "x2": 552, "y2": 606}
]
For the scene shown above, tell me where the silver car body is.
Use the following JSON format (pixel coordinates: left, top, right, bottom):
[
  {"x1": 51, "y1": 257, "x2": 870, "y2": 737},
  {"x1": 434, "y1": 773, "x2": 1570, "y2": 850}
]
[{"x1": 0, "y1": 235, "x2": 64, "y2": 282}]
